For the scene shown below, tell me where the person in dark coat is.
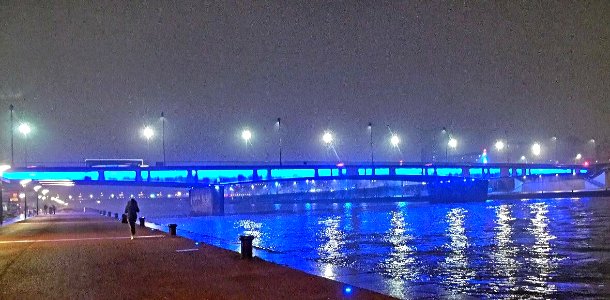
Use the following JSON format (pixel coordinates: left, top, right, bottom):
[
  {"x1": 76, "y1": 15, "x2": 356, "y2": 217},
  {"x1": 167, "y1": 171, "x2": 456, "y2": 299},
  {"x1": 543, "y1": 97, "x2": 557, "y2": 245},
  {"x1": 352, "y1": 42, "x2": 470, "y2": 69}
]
[{"x1": 124, "y1": 198, "x2": 140, "y2": 240}]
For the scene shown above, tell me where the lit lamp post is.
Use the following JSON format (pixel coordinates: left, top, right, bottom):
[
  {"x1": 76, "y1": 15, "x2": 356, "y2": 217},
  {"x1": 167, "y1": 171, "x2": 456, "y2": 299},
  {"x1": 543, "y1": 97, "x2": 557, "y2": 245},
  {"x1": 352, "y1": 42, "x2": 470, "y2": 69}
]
[
  {"x1": 322, "y1": 131, "x2": 340, "y2": 162},
  {"x1": 241, "y1": 129, "x2": 252, "y2": 161},
  {"x1": 241, "y1": 129, "x2": 252, "y2": 144},
  {"x1": 0, "y1": 165, "x2": 10, "y2": 225},
  {"x1": 495, "y1": 140, "x2": 507, "y2": 163},
  {"x1": 142, "y1": 126, "x2": 154, "y2": 162},
  {"x1": 161, "y1": 112, "x2": 166, "y2": 165},
  {"x1": 551, "y1": 136, "x2": 558, "y2": 163},
  {"x1": 33, "y1": 185, "x2": 41, "y2": 215},
  {"x1": 531, "y1": 142, "x2": 541, "y2": 162},
  {"x1": 575, "y1": 153, "x2": 582, "y2": 164},
  {"x1": 18, "y1": 123, "x2": 31, "y2": 166},
  {"x1": 520, "y1": 155, "x2": 528, "y2": 164},
  {"x1": 368, "y1": 122, "x2": 373, "y2": 167},
  {"x1": 277, "y1": 118, "x2": 282, "y2": 166},
  {"x1": 20, "y1": 179, "x2": 31, "y2": 220},
  {"x1": 589, "y1": 139, "x2": 596, "y2": 162},
  {"x1": 448, "y1": 138, "x2": 458, "y2": 162},
  {"x1": 9, "y1": 104, "x2": 14, "y2": 166}
]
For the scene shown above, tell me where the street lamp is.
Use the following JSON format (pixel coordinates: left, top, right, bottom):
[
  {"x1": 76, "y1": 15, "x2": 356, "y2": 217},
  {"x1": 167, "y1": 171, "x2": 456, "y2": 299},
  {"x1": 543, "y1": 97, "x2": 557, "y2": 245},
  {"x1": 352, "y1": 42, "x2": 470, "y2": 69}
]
[
  {"x1": 390, "y1": 134, "x2": 400, "y2": 147},
  {"x1": 520, "y1": 155, "x2": 527, "y2": 163},
  {"x1": 589, "y1": 138, "x2": 596, "y2": 161},
  {"x1": 368, "y1": 122, "x2": 373, "y2": 167},
  {"x1": 18, "y1": 123, "x2": 31, "y2": 166},
  {"x1": 277, "y1": 118, "x2": 282, "y2": 166},
  {"x1": 241, "y1": 129, "x2": 252, "y2": 144},
  {"x1": 531, "y1": 142, "x2": 541, "y2": 158},
  {"x1": 20, "y1": 179, "x2": 31, "y2": 220},
  {"x1": 575, "y1": 153, "x2": 582, "y2": 164},
  {"x1": 142, "y1": 126, "x2": 154, "y2": 141},
  {"x1": 142, "y1": 126, "x2": 155, "y2": 161},
  {"x1": 0, "y1": 165, "x2": 10, "y2": 225},
  {"x1": 551, "y1": 136, "x2": 558, "y2": 163},
  {"x1": 495, "y1": 140, "x2": 505, "y2": 151},
  {"x1": 33, "y1": 185, "x2": 41, "y2": 215},
  {"x1": 9, "y1": 104, "x2": 14, "y2": 166},
  {"x1": 161, "y1": 112, "x2": 166, "y2": 165},
  {"x1": 322, "y1": 132, "x2": 333, "y2": 145}
]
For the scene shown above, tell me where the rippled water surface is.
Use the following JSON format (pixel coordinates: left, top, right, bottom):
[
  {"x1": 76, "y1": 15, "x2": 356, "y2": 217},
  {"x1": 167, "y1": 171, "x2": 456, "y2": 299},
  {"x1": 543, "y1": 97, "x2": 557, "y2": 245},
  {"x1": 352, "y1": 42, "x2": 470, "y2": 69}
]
[{"x1": 153, "y1": 197, "x2": 610, "y2": 299}]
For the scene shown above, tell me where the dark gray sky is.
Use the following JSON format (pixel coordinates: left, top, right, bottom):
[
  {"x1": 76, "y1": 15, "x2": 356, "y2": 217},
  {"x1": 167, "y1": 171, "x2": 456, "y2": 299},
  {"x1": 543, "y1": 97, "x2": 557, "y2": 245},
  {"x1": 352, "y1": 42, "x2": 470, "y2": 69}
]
[{"x1": 1, "y1": 1, "x2": 609, "y2": 164}]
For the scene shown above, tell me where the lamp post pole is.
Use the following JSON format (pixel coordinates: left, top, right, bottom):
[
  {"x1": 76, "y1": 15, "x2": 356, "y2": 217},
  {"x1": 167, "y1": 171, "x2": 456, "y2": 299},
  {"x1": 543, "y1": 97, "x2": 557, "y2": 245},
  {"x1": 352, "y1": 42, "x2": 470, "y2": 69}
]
[
  {"x1": 368, "y1": 122, "x2": 373, "y2": 167},
  {"x1": 9, "y1": 104, "x2": 14, "y2": 166},
  {"x1": 23, "y1": 191, "x2": 27, "y2": 220},
  {"x1": 161, "y1": 112, "x2": 166, "y2": 165},
  {"x1": 278, "y1": 118, "x2": 282, "y2": 166}
]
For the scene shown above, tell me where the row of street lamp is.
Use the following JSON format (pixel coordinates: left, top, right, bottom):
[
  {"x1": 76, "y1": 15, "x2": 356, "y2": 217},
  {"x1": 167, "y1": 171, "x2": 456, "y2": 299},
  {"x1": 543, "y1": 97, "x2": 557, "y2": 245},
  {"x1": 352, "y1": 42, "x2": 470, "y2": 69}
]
[{"x1": 7, "y1": 104, "x2": 596, "y2": 165}]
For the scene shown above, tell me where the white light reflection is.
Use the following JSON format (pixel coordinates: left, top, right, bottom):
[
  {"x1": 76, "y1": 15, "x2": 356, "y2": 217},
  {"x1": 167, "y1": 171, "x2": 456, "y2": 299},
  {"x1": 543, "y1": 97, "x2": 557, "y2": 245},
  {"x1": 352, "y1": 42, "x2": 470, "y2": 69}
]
[
  {"x1": 236, "y1": 220, "x2": 265, "y2": 250},
  {"x1": 378, "y1": 211, "x2": 419, "y2": 299},
  {"x1": 316, "y1": 217, "x2": 347, "y2": 279},
  {"x1": 524, "y1": 202, "x2": 558, "y2": 295},
  {"x1": 489, "y1": 204, "x2": 519, "y2": 294},
  {"x1": 441, "y1": 208, "x2": 474, "y2": 294}
]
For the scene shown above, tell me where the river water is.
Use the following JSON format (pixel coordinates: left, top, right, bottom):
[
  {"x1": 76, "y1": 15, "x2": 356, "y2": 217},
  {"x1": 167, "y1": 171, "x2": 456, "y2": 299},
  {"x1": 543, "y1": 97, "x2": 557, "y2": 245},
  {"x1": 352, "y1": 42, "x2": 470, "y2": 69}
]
[{"x1": 152, "y1": 197, "x2": 610, "y2": 299}]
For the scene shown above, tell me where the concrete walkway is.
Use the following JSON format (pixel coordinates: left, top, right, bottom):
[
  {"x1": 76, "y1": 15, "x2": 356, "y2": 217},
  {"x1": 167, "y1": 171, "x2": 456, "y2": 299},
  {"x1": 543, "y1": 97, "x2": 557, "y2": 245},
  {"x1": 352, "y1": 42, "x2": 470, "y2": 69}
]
[{"x1": 0, "y1": 212, "x2": 392, "y2": 299}]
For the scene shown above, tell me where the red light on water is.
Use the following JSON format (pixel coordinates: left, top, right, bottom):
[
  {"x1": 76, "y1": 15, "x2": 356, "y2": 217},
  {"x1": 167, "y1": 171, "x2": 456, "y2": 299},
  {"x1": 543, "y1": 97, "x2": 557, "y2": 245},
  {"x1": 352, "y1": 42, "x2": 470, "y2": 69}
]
[{"x1": 583, "y1": 161, "x2": 590, "y2": 167}]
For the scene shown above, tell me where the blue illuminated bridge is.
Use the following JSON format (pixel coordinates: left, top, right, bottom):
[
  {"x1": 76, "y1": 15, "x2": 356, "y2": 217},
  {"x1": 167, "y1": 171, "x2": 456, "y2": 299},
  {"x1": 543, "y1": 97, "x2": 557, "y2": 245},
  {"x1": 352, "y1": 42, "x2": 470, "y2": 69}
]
[{"x1": 0, "y1": 163, "x2": 599, "y2": 215}]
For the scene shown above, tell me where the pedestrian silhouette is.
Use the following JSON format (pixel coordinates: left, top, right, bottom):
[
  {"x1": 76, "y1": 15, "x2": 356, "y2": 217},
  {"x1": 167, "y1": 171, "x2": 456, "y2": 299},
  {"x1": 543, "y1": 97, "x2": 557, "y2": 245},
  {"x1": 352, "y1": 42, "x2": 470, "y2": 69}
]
[{"x1": 124, "y1": 198, "x2": 140, "y2": 240}]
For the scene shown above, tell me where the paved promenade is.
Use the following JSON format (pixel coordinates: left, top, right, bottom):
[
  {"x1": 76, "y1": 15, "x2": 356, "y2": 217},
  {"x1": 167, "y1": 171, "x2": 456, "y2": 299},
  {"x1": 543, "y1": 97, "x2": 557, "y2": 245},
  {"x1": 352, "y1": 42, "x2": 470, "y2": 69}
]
[{"x1": 0, "y1": 212, "x2": 391, "y2": 299}]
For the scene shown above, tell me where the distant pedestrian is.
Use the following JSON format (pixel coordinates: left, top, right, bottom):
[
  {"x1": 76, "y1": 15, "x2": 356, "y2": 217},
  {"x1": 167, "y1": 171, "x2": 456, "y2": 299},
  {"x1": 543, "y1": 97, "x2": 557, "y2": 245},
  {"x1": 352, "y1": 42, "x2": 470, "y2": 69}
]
[
  {"x1": 43, "y1": 204, "x2": 48, "y2": 215},
  {"x1": 51, "y1": 204, "x2": 56, "y2": 215},
  {"x1": 124, "y1": 198, "x2": 140, "y2": 240}
]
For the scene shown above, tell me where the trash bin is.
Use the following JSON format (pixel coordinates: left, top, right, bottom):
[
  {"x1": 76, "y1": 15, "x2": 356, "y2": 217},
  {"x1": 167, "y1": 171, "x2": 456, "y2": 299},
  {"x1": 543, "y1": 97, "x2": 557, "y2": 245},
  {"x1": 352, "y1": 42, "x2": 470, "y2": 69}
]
[
  {"x1": 114, "y1": 213, "x2": 119, "y2": 219},
  {"x1": 107, "y1": 211, "x2": 112, "y2": 217},
  {"x1": 239, "y1": 235, "x2": 255, "y2": 259},
  {"x1": 139, "y1": 217, "x2": 145, "y2": 227},
  {"x1": 121, "y1": 213, "x2": 128, "y2": 223},
  {"x1": 168, "y1": 224, "x2": 177, "y2": 236}
]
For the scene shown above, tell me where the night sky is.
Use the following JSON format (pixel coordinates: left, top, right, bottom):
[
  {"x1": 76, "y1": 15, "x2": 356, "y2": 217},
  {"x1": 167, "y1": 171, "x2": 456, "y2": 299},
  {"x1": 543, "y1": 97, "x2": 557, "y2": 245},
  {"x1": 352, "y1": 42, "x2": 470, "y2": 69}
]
[{"x1": 1, "y1": 1, "x2": 608, "y2": 164}]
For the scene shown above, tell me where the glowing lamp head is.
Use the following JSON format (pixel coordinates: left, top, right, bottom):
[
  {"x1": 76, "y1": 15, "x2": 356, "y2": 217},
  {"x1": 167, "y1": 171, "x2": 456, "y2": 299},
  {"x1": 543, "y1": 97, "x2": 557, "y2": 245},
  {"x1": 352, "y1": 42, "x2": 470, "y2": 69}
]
[
  {"x1": 531, "y1": 143, "x2": 541, "y2": 156},
  {"x1": 575, "y1": 153, "x2": 582, "y2": 160},
  {"x1": 390, "y1": 135, "x2": 400, "y2": 147},
  {"x1": 495, "y1": 140, "x2": 505, "y2": 151},
  {"x1": 448, "y1": 138, "x2": 458, "y2": 149},
  {"x1": 322, "y1": 132, "x2": 333, "y2": 145},
  {"x1": 142, "y1": 126, "x2": 154, "y2": 140},
  {"x1": 520, "y1": 156, "x2": 526, "y2": 161},
  {"x1": 241, "y1": 129, "x2": 252, "y2": 142},
  {"x1": 18, "y1": 123, "x2": 31, "y2": 136}
]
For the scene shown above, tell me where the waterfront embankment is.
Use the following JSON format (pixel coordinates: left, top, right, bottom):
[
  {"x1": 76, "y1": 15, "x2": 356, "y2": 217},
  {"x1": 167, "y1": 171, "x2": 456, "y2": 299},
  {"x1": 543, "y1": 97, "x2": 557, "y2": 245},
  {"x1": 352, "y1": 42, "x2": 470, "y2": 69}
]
[{"x1": 0, "y1": 212, "x2": 391, "y2": 299}]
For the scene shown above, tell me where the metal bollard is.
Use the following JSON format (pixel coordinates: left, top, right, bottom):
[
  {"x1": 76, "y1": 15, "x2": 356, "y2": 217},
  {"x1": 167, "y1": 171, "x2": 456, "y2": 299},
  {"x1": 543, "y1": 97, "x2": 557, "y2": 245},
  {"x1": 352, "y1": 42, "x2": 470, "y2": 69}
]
[
  {"x1": 121, "y1": 213, "x2": 128, "y2": 223},
  {"x1": 101, "y1": 210, "x2": 106, "y2": 215},
  {"x1": 168, "y1": 224, "x2": 177, "y2": 236},
  {"x1": 239, "y1": 235, "x2": 254, "y2": 259},
  {"x1": 107, "y1": 211, "x2": 112, "y2": 217},
  {"x1": 139, "y1": 217, "x2": 145, "y2": 227},
  {"x1": 115, "y1": 213, "x2": 119, "y2": 219}
]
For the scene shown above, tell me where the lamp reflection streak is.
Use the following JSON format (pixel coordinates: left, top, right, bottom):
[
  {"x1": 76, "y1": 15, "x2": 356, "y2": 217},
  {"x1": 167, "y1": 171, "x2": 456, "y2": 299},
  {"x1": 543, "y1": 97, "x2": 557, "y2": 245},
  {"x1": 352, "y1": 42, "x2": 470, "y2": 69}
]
[
  {"x1": 524, "y1": 202, "x2": 558, "y2": 295},
  {"x1": 441, "y1": 207, "x2": 474, "y2": 294},
  {"x1": 317, "y1": 217, "x2": 347, "y2": 279},
  {"x1": 378, "y1": 210, "x2": 419, "y2": 299},
  {"x1": 489, "y1": 204, "x2": 519, "y2": 294}
]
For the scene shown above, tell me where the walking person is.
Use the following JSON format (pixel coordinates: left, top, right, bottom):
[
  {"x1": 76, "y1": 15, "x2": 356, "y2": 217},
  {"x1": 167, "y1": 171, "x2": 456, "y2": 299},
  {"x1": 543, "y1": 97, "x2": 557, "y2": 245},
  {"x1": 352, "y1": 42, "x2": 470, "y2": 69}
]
[{"x1": 124, "y1": 198, "x2": 140, "y2": 240}]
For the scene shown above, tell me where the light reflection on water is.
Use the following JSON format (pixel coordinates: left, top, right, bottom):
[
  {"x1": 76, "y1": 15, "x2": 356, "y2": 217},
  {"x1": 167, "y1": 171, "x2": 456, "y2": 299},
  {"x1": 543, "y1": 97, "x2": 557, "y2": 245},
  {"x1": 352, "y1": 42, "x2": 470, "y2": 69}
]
[{"x1": 153, "y1": 197, "x2": 610, "y2": 299}]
